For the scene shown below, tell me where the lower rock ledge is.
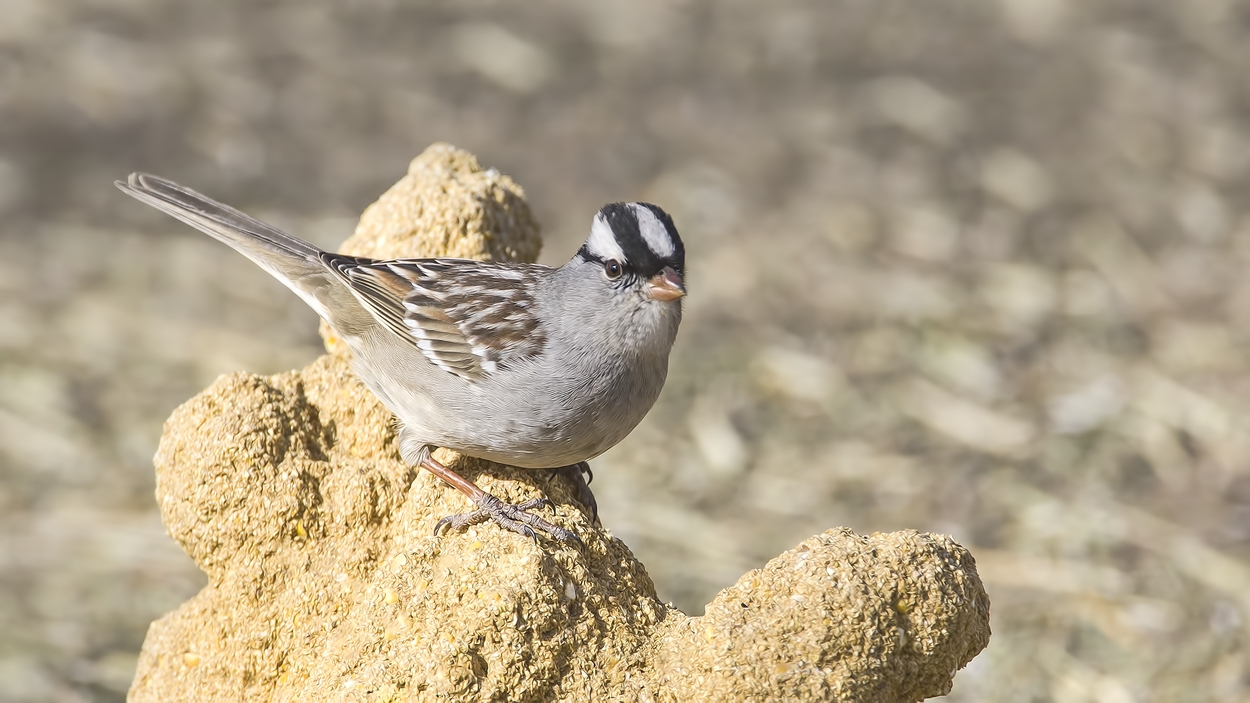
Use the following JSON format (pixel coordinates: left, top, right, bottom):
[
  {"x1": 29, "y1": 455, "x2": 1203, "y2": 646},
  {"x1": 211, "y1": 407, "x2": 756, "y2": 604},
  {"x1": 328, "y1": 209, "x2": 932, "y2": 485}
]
[{"x1": 130, "y1": 503, "x2": 988, "y2": 703}]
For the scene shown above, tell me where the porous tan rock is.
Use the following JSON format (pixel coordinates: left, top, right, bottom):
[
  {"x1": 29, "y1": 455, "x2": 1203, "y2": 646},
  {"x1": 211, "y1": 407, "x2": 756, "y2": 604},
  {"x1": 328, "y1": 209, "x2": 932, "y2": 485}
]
[
  {"x1": 317, "y1": 142, "x2": 541, "y2": 355},
  {"x1": 339, "y1": 142, "x2": 541, "y2": 263},
  {"x1": 128, "y1": 143, "x2": 990, "y2": 703}
]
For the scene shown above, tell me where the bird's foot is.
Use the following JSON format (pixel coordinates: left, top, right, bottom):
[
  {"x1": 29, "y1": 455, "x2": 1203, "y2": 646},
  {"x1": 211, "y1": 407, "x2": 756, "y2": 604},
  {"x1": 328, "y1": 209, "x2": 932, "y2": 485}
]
[
  {"x1": 434, "y1": 493, "x2": 582, "y2": 546},
  {"x1": 549, "y1": 461, "x2": 599, "y2": 525}
]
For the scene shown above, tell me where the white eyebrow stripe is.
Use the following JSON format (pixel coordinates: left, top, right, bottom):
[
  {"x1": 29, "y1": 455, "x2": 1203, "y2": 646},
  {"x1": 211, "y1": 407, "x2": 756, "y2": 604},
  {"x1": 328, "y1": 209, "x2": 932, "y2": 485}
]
[
  {"x1": 585, "y1": 212, "x2": 627, "y2": 262},
  {"x1": 629, "y1": 203, "x2": 674, "y2": 257}
]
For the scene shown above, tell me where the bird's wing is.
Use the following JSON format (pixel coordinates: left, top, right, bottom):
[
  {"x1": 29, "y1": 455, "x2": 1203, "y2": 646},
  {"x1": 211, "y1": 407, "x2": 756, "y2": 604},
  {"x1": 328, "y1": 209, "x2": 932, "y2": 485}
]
[{"x1": 323, "y1": 256, "x2": 549, "y2": 381}]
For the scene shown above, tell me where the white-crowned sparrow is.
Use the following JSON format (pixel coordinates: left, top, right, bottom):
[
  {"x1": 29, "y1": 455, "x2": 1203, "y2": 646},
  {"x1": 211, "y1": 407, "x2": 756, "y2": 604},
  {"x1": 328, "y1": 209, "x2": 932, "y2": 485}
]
[{"x1": 116, "y1": 173, "x2": 685, "y2": 544}]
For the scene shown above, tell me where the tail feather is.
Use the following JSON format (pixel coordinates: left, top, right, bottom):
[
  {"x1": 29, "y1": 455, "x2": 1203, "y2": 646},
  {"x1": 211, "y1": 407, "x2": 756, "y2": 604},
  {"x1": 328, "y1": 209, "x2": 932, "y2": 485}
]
[
  {"x1": 116, "y1": 173, "x2": 370, "y2": 332},
  {"x1": 117, "y1": 172, "x2": 322, "y2": 256}
]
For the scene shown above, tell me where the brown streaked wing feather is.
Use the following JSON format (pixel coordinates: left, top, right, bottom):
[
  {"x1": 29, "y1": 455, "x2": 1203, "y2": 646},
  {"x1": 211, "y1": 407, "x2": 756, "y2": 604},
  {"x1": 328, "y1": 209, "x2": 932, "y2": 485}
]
[{"x1": 323, "y1": 255, "x2": 548, "y2": 381}]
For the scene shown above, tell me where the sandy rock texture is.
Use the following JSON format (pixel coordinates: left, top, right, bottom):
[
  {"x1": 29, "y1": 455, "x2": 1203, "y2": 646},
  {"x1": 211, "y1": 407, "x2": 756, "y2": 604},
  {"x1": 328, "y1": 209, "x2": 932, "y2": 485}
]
[
  {"x1": 127, "y1": 144, "x2": 989, "y2": 702},
  {"x1": 317, "y1": 143, "x2": 542, "y2": 355}
]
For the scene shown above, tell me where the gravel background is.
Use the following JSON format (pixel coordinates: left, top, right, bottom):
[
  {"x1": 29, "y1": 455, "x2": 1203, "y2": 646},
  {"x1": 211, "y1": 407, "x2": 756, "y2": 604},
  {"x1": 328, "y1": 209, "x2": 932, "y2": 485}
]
[{"x1": 3, "y1": 0, "x2": 1250, "y2": 700}]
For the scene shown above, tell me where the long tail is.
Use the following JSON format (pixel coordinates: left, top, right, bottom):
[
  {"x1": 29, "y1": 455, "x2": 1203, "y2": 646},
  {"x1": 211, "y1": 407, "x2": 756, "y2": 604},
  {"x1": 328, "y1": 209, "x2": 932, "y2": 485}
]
[{"x1": 116, "y1": 173, "x2": 371, "y2": 333}]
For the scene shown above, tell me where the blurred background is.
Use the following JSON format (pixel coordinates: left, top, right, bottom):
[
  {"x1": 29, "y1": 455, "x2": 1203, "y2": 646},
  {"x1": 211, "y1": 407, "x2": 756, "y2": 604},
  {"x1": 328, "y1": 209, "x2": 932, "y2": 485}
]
[{"x1": 1, "y1": 0, "x2": 1249, "y2": 700}]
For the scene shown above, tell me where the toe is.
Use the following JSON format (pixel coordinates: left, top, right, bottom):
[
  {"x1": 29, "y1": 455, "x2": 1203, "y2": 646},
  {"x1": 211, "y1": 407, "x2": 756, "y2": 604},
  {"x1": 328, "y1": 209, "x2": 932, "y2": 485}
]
[
  {"x1": 516, "y1": 497, "x2": 553, "y2": 511},
  {"x1": 434, "y1": 493, "x2": 579, "y2": 546}
]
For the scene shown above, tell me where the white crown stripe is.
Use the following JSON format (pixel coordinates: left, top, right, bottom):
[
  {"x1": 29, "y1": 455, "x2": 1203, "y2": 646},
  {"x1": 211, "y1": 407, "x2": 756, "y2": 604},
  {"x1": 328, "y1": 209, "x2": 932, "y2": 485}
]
[
  {"x1": 584, "y1": 213, "x2": 627, "y2": 263},
  {"x1": 629, "y1": 203, "x2": 675, "y2": 258}
]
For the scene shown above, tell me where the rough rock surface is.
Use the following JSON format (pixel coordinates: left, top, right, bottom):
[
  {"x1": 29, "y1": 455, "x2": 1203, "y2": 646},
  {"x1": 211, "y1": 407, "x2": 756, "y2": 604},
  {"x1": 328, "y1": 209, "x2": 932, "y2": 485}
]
[
  {"x1": 316, "y1": 143, "x2": 541, "y2": 355},
  {"x1": 127, "y1": 144, "x2": 989, "y2": 702}
]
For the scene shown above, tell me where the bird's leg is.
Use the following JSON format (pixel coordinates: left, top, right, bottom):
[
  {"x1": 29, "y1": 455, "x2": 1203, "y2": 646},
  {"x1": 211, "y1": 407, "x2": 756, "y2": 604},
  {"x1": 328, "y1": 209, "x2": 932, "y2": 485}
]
[
  {"x1": 547, "y1": 461, "x2": 599, "y2": 525},
  {"x1": 415, "y1": 446, "x2": 580, "y2": 545}
]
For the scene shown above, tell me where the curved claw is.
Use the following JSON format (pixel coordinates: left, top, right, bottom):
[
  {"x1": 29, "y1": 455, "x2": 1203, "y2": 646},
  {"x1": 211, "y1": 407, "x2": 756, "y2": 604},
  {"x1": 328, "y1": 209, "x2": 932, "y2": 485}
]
[
  {"x1": 552, "y1": 462, "x2": 599, "y2": 526},
  {"x1": 432, "y1": 514, "x2": 455, "y2": 536}
]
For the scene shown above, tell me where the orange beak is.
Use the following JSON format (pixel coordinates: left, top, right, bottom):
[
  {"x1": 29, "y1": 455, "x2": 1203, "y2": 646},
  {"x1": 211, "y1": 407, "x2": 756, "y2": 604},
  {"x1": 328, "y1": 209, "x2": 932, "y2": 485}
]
[{"x1": 647, "y1": 266, "x2": 686, "y2": 302}]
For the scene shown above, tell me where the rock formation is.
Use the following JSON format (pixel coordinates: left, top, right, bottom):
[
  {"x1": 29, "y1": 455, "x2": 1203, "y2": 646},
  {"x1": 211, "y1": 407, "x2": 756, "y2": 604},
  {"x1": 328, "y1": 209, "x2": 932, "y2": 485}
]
[{"x1": 127, "y1": 144, "x2": 990, "y2": 702}]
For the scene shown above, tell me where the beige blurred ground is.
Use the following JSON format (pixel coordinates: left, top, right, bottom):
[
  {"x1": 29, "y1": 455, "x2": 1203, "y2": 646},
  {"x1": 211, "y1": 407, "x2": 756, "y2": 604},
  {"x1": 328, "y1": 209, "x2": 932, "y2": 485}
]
[{"x1": 1, "y1": 1, "x2": 1249, "y2": 701}]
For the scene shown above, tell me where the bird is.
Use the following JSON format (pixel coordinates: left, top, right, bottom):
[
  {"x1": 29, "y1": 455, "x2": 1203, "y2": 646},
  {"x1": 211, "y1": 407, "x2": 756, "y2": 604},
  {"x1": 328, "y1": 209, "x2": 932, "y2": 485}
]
[{"x1": 116, "y1": 172, "x2": 685, "y2": 544}]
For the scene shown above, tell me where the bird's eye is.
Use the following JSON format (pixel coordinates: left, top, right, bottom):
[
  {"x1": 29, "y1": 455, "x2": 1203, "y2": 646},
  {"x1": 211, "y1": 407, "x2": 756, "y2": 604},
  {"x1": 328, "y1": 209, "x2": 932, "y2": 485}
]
[{"x1": 604, "y1": 259, "x2": 623, "y2": 280}]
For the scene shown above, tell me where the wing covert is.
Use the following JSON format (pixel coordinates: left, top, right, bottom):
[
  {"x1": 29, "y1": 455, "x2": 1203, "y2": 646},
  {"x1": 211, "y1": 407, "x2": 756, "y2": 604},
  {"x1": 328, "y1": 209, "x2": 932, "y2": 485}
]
[{"x1": 324, "y1": 256, "x2": 548, "y2": 380}]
